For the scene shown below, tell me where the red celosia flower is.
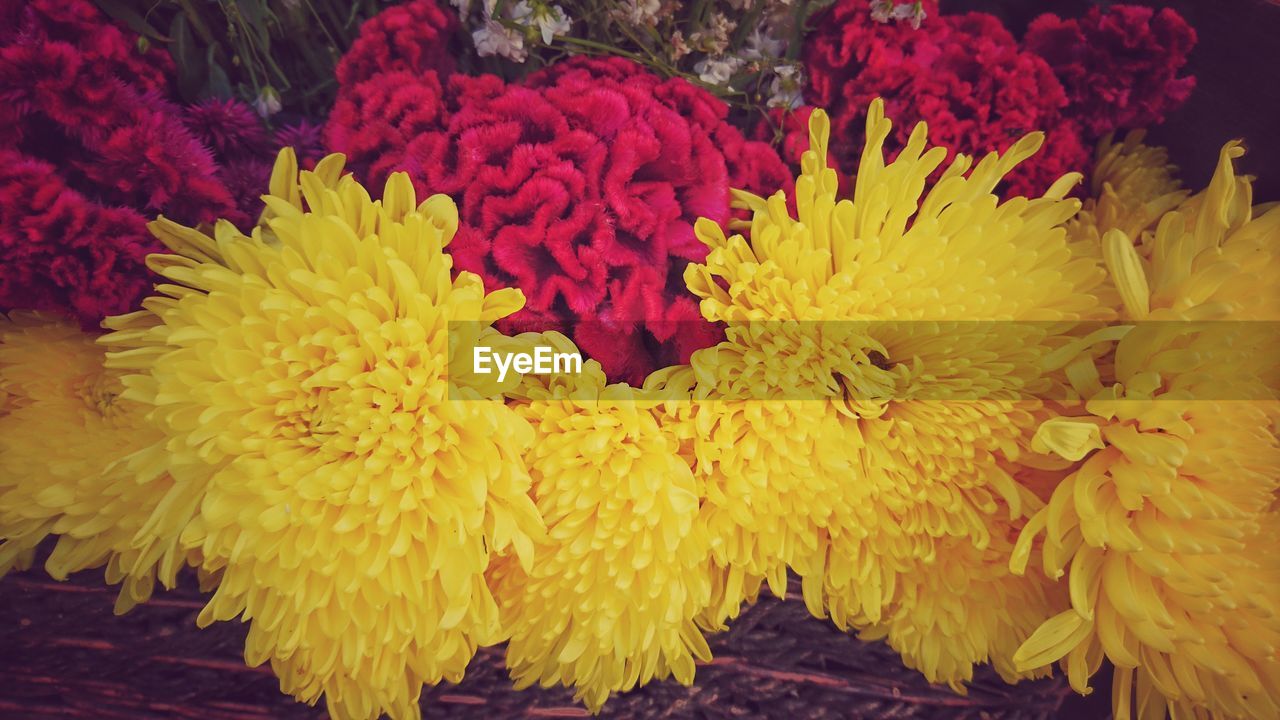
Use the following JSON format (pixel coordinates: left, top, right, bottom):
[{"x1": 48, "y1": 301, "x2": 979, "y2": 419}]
[
  {"x1": 327, "y1": 56, "x2": 788, "y2": 383},
  {"x1": 71, "y1": 97, "x2": 238, "y2": 225},
  {"x1": 325, "y1": 69, "x2": 457, "y2": 194},
  {"x1": 273, "y1": 121, "x2": 327, "y2": 168},
  {"x1": 803, "y1": 0, "x2": 1085, "y2": 196},
  {"x1": 184, "y1": 99, "x2": 274, "y2": 158},
  {"x1": 754, "y1": 106, "x2": 818, "y2": 169},
  {"x1": 0, "y1": 150, "x2": 154, "y2": 323},
  {"x1": 336, "y1": 0, "x2": 459, "y2": 87},
  {"x1": 183, "y1": 101, "x2": 328, "y2": 216},
  {"x1": 1025, "y1": 4, "x2": 1196, "y2": 137},
  {"x1": 0, "y1": 0, "x2": 241, "y2": 326},
  {"x1": 0, "y1": 0, "x2": 171, "y2": 94}
]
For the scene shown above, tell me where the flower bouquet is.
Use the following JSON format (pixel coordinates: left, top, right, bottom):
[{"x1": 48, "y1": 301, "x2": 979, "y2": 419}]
[{"x1": 2, "y1": 1, "x2": 1277, "y2": 719}]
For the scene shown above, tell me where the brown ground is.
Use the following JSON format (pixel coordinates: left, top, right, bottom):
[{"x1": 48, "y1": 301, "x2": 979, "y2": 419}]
[{"x1": 0, "y1": 567, "x2": 1070, "y2": 719}]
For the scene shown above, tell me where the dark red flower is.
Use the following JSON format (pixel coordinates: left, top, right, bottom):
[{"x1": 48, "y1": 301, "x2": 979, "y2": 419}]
[
  {"x1": 325, "y1": 70, "x2": 457, "y2": 194},
  {"x1": 0, "y1": 0, "x2": 241, "y2": 326},
  {"x1": 0, "y1": 150, "x2": 155, "y2": 323},
  {"x1": 336, "y1": 0, "x2": 459, "y2": 87},
  {"x1": 327, "y1": 56, "x2": 788, "y2": 383},
  {"x1": 1025, "y1": 4, "x2": 1196, "y2": 137},
  {"x1": 184, "y1": 99, "x2": 274, "y2": 158},
  {"x1": 803, "y1": 0, "x2": 1086, "y2": 196},
  {"x1": 0, "y1": 0, "x2": 171, "y2": 94},
  {"x1": 274, "y1": 121, "x2": 328, "y2": 168}
]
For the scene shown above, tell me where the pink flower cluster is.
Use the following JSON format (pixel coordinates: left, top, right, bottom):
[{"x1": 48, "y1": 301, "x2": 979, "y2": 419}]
[{"x1": 327, "y1": 4, "x2": 789, "y2": 383}]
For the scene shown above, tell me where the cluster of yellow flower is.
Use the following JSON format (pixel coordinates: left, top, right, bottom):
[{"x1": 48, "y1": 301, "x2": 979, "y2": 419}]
[{"x1": 1, "y1": 100, "x2": 1275, "y2": 720}]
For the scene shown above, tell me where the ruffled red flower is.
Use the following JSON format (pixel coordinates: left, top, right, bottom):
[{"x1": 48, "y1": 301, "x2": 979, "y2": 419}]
[
  {"x1": 327, "y1": 56, "x2": 788, "y2": 383},
  {"x1": 336, "y1": 0, "x2": 459, "y2": 87},
  {"x1": 803, "y1": 0, "x2": 1084, "y2": 196},
  {"x1": 0, "y1": 0, "x2": 171, "y2": 94},
  {"x1": 0, "y1": 0, "x2": 240, "y2": 325},
  {"x1": 1025, "y1": 4, "x2": 1196, "y2": 137},
  {"x1": 325, "y1": 69, "x2": 456, "y2": 194},
  {"x1": 0, "y1": 150, "x2": 154, "y2": 323}
]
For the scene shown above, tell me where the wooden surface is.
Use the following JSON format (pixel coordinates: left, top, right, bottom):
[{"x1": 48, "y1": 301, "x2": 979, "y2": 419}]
[{"x1": 1, "y1": 567, "x2": 1071, "y2": 719}]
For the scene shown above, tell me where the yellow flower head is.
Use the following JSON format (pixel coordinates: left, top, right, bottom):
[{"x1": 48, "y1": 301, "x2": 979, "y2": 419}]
[
  {"x1": 101, "y1": 150, "x2": 544, "y2": 720},
  {"x1": 1115, "y1": 141, "x2": 1280, "y2": 322},
  {"x1": 860, "y1": 526, "x2": 1064, "y2": 690},
  {"x1": 678, "y1": 99, "x2": 1107, "y2": 683},
  {"x1": 493, "y1": 335, "x2": 711, "y2": 712},
  {"x1": 0, "y1": 312, "x2": 172, "y2": 611},
  {"x1": 1073, "y1": 132, "x2": 1189, "y2": 247},
  {"x1": 1012, "y1": 139, "x2": 1280, "y2": 720}
]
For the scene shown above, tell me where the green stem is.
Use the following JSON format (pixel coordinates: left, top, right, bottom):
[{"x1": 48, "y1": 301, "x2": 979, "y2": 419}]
[
  {"x1": 176, "y1": 0, "x2": 219, "y2": 47},
  {"x1": 555, "y1": 35, "x2": 650, "y2": 64}
]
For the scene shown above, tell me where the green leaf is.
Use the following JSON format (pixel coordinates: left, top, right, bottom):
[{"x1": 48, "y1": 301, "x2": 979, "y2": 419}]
[
  {"x1": 170, "y1": 13, "x2": 207, "y2": 102},
  {"x1": 236, "y1": 0, "x2": 271, "y2": 50},
  {"x1": 93, "y1": 0, "x2": 171, "y2": 42},
  {"x1": 204, "y1": 46, "x2": 233, "y2": 100}
]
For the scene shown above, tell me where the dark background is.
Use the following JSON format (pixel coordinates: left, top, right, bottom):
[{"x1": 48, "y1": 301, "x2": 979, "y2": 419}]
[
  {"x1": 957, "y1": 0, "x2": 1280, "y2": 202},
  {"x1": 3, "y1": 1, "x2": 1278, "y2": 719}
]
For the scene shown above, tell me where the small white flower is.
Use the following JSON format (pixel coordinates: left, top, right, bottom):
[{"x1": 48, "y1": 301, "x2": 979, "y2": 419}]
[
  {"x1": 473, "y1": 20, "x2": 528, "y2": 62},
  {"x1": 253, "y1": 86, "x2": 282, "y2": 118},
  {"x1": 767, "y1": 64, "x2": 804, "y2": 109},
  {"x1": 511, "y1": 1, "x2": 572, "y2": 44},
  {"x1": 620, "y1": 0, "x2": 662, "y2": 26},
  {"x1": 742, "y1": 26, "x2": 786, "y2": 61},
  {"x1": 669, "y1": 30, "x2": 691, "y2": 60},
  {"x1": 693, "y1": 55, "x2": 744, "y2": 87},
  {"x1": 869, "y1": 0, "x2": 894, "y2": 23},
  {"x1": 891, "y1": 2, "x2": 927, "y2": 29}
]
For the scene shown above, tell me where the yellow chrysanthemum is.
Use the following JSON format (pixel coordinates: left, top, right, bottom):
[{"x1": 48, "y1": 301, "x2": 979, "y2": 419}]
[
  {"x1": 1012, "y1": 139, "x2": 1280, "y2": 720},
  {"x1": 0, "y1": 312, "x2": 176, "y2": 610},
  {"x1": 676, "y1": 100, "x2": 1108, "y2": 684},
  {"x1": 859, "y1": 525, "x2": 1066, "y2": 688},
  {"x1": 644, "y1": 362, "x2": 855, "y2": 626},
  {"x1": 1072, "y1": 131, "x2": 1189, "y2": 246},
  {"x1": 101, "y1": 150, "x2": 544, "y2": 720},
  {"x1": 493, "y1": 333, "x2": 711, "y2": 712}
]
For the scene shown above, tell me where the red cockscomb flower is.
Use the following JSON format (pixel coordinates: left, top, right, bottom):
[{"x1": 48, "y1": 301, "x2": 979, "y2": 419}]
[
  {"x1": 0, "y1": 0, "x2": 171, "y2": 94},
  {"x1": 336, "y1": 0, "x2": 460, "y2": 87},
  {"x1": 1025, "y1": 4, "x2": 1196, "y2": 137},
  {"x1": 0, "y1": 0, "x2": 244, "y2": 325},
  {"x1": 326, "y1": 55, "x2": 788, "y2": 383},
  {"x1": 0, "y1": 151, "x2": 154, "y2": 322},
  {"x1": 803, "y1": 0, "x2": 1083, "y2": 196}
]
